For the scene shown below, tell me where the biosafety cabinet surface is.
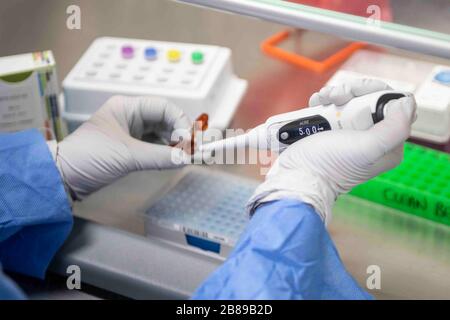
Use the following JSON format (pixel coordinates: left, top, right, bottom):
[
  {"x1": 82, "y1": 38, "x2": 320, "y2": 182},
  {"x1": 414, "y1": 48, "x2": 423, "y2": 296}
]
[{"x1": 49, "y1": 167, "x2": 450, "y2": 299}]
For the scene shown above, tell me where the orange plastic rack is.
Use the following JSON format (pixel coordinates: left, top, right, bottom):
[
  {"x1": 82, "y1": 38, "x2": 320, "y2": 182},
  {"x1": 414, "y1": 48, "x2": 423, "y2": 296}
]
[{"x1": 261, "y1": 30, "x2": 366, "y2": 73}]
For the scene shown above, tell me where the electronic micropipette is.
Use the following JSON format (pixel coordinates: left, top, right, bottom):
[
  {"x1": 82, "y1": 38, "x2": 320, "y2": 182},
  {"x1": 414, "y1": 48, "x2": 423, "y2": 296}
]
[{"x1": 200, "y1": 90, "x2": 412, "y2": 153}]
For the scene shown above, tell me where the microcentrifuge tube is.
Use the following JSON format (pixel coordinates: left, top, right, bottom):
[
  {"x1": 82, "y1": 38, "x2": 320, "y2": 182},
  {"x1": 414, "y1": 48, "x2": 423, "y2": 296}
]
[{"x1": 171, "y1": 113, "x2": 208, "y2": 154}]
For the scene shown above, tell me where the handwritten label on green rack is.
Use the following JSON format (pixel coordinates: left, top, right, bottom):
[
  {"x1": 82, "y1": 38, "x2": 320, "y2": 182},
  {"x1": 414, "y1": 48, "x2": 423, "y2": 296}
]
[{"x1": 350, "y1": 143, "x2": 450, "y2": 226}]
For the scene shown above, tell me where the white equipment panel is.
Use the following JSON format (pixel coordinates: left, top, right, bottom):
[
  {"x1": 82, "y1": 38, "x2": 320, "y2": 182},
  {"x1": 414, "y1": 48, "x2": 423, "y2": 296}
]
[
  {"x1": 414, "y1": 66, "x2": 450, "y2": 143},
  {"x1": 327, "y1": 68, "x2": 450, "y2": 144}
]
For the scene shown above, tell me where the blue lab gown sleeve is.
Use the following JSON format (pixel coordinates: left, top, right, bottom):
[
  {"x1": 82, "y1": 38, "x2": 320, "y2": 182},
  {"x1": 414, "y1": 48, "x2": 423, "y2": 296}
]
[
  {"x1": 0, "y1": 129, "x2": 73, "y2": 299},
  {"x1": 192, "y1": 199, "x2": 372, "y2": 300}
]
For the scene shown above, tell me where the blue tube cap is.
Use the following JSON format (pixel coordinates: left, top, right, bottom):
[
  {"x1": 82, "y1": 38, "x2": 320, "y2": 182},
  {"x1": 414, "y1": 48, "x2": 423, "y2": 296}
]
[
  {"x1": 145, "y1": 47, "x2": 158, "y2": 60},
  {"x1": 434, "y1": 70, "x2": 450, "y2": 85}
]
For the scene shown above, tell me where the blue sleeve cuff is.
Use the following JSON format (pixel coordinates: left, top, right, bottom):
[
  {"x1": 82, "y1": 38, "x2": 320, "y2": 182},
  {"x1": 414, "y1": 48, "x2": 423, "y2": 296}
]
[{"x1": 0, "y1": 129, "x2": 73, "y2": 279}]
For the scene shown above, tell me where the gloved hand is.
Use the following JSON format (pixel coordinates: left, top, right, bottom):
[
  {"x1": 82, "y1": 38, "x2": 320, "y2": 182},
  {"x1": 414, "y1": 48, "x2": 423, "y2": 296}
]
[
  {"x1": 247, "y1": 79, "x2": 417, "y2": 225},
  {"x1": 52, "y1": 96, "x2": 192, "y2": 200}
]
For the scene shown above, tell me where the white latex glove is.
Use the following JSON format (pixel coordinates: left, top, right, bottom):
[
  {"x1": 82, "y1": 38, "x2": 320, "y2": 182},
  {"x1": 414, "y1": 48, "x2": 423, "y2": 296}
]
[
  {"x1": 246, "y1": 79, "x2": 417, "y2": 225},
  {"x1": 54, "y1": 96, "x2": 192, "y2": 200}
]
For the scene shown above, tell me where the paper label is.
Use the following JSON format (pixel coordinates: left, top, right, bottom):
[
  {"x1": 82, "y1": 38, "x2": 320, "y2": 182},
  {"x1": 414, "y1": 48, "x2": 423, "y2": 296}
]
[{"x1": 0, "y1": 86, "x2": 36, "y2": 130}]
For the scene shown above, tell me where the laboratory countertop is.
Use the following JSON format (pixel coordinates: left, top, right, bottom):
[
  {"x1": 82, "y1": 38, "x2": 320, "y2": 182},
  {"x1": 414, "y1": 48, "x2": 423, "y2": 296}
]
[{"x1": 1, "y1": 0, "x2": 449, "y2": 299}]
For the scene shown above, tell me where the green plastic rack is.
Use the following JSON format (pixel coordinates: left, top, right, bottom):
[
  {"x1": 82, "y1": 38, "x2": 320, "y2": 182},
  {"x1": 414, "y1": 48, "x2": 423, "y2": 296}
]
[{"x1": 350, "y1": 142, "x2": 450, "y2": 226}]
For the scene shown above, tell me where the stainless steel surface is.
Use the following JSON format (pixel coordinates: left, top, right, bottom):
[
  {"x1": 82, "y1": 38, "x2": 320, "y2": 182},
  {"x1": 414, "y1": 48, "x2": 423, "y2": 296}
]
[
  {"x1": 1, "y1": 0, "x2": 449, "y2": 299},
  {"x1": 51, "y1": 215, "x2": 223, "y2": 299},
  {"x1": 179, "y1": 0, "x2": 450, "y2": 59}
]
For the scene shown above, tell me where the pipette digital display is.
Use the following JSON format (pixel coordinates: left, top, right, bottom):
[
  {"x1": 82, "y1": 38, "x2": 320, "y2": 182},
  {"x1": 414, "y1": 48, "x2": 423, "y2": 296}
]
[
  {"x1": 277, "y1": 115, "x2": 331, "y2": 145},
  {"x1": 199, "y1": 91, "x2": 411, "y2": 153}
]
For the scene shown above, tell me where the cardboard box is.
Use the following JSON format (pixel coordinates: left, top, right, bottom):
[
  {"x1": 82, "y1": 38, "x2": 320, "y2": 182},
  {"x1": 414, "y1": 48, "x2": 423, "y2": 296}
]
[{"x1": 0, "y1": 51, "x2": 62, "y2": 140}]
